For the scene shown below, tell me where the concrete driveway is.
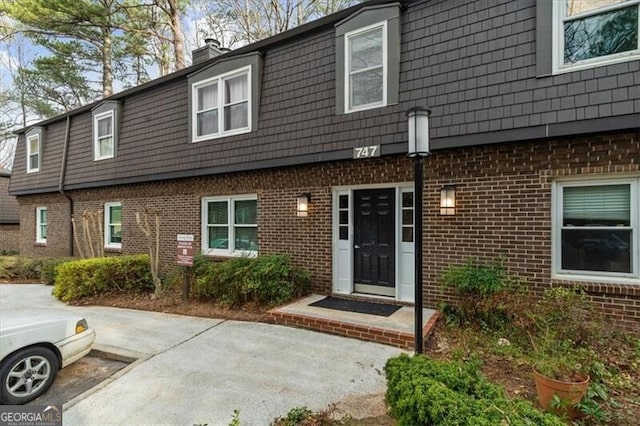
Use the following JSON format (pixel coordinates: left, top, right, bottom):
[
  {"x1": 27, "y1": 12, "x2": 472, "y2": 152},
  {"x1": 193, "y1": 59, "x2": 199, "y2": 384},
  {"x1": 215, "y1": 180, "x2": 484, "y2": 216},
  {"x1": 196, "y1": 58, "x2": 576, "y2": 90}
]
[{"x1": 0, "y1": 285, "x2": 403, "y2": 425}]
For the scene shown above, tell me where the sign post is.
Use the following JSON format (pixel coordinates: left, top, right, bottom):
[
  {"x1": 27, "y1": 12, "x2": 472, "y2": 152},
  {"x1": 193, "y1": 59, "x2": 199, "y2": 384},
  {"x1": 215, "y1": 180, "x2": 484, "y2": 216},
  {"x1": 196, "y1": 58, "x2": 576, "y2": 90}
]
[{"x1": 176, "y1": 234, "x2": 194, "y2": 302}]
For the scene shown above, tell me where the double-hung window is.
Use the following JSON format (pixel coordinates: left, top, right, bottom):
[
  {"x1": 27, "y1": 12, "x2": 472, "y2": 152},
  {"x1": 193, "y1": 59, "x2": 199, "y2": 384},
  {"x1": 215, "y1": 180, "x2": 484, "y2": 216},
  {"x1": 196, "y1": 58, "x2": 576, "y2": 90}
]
[
  {"x1": 36, "y1": 207, "x2": 47, "y2": 244},
  {"x1": 553, "y1": 178, "x2": 639, "y2": 283},
  {"x1": 104, "y1": 202, "x2": 122, "y2": 249},
  {"x1": 94, "y1": 111, "x2": 115, "y2": 160},
  {"x1": 26, "y1": 134, "x2": 40, "y2": 173},
  {"x1": 345, "y1": 22, "x2": 387, "y2": 112},
  {"x1": 553, "y1": 0, "x2": 640, "y2": 72},
  {"x1": 202, "y1": 195, "x2": 257, "y2": 256},
  {"x1": 192, "y1": 67, "x2": 250, "y2": 141}
]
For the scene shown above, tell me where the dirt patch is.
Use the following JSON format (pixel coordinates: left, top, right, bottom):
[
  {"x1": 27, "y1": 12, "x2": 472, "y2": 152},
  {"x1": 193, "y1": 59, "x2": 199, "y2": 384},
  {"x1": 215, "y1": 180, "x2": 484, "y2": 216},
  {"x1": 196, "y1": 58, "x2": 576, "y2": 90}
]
[{"x1": 67, "y1": 288, "x2": 270, "y2": 323}]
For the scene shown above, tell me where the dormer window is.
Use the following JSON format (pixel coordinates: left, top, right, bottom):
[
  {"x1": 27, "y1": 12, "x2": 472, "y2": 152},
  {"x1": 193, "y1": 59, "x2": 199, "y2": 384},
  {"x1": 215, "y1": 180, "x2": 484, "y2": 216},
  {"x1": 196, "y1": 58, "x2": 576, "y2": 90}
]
[
  {"x1": 335, "y1": 4, "x2": 401, "y2": 115},
  {"x1": 192, "y1": 66, "x2": 251, "y2": 141},
  {"x1": 26, "y1": 134, "x2": 40, "y2": 173},
  {"x1": 24, "y1": 126, "x2": 44, "y2": 173},
  {"x1": 94, "y1": 111, "x2": 114, "y2": 160},
  {"x1": 91, "y1": 101, "x2": 120, "y2": 161},
  {"x1": 345, "y1": 22, "x2": 386, "y2": 112}
]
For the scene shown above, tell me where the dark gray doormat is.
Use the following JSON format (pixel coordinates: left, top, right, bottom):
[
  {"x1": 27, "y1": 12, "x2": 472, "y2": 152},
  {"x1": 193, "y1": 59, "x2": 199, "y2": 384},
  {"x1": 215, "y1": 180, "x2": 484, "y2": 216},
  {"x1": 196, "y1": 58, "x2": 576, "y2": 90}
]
[{"x1": 309, "y1": 296, "x2": 402, "y2": 317}]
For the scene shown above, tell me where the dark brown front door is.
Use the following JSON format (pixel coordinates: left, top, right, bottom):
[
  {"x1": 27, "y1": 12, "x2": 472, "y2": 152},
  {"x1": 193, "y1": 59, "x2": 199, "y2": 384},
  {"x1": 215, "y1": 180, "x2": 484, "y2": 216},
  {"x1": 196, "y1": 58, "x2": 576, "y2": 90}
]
[{"x1": 353, "y1": 189, "x2": 395, "y2": 296}]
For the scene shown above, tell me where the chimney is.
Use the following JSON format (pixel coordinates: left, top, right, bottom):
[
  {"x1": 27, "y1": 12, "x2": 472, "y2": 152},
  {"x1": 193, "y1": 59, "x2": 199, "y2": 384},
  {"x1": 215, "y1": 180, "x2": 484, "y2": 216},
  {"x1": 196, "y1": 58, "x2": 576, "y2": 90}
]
[{"x1": 192, "y1": 38, "x2": 229, "y2": 65}]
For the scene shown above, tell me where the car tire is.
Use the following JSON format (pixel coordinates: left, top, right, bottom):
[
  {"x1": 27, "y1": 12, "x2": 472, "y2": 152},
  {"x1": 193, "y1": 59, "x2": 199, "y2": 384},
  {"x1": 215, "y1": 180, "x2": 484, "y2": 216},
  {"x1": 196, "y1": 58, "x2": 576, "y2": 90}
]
[{"x1": 0, "y1": 346, "x2": 59, "y2": 405}]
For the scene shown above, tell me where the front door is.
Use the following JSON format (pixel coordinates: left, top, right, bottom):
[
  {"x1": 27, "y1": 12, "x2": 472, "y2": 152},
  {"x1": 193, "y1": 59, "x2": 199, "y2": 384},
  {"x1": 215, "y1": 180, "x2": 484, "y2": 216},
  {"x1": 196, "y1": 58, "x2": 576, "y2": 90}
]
[{"x1": 353, "y1": 189, "x2": 396, "y2": 296}]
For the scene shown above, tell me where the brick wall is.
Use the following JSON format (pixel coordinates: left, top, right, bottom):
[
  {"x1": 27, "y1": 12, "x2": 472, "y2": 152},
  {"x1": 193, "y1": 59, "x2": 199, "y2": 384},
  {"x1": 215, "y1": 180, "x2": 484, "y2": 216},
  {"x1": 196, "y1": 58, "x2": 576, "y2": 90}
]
[
  {"x1": 0, "y1": 224, "x2": 20, "y2": 253},
  {"x1": 18, "y1": 194, "x2": 72, "y2": 258},
  {"x1": 16, "y1": 131, "x2": 640, "y2": 329}
]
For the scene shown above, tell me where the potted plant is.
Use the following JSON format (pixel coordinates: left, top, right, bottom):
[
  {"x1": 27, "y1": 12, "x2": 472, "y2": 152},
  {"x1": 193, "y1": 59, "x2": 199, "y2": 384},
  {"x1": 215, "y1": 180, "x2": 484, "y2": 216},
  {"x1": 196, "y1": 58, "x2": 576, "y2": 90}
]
[{"x1": 532, "y1": 354, "x2": 590, "y2": 419}]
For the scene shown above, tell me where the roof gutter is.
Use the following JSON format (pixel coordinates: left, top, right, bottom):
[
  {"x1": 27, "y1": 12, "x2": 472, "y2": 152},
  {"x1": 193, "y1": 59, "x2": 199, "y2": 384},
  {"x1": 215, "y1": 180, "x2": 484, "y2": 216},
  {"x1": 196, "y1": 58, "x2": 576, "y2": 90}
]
[{"x1": 58, "y1": 115, "x2": 74, "y2": 256}]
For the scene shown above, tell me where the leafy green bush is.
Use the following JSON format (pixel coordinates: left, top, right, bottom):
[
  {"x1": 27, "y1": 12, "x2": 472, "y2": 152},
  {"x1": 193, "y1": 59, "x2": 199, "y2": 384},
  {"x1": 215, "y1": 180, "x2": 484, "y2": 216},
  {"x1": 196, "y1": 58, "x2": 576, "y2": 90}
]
[
  {"x1": 0, "y1": 256, "x2": 42, "y2": 281},
  {"x1": 41, "y1": 258, "x2": 73, "y2": 285},
  {"x1": 385, "y1": 354, "x2": 564, "y2": 426},
  {"x1": 53, "y1": 254, "x2": 154, "y2": 302},
  {"x1": 440, "y1": 258, "x2": 517, "y2": 327},
  {"x1": 193, "y1": 255, "x2": 310, "y2": 307}
]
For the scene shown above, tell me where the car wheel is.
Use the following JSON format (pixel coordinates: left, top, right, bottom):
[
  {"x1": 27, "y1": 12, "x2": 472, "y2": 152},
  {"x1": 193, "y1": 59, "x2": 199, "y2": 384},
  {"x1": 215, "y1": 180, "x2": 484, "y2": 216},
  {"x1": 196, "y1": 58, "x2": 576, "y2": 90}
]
[{"x1": 0, "y1": 346, "x2": 59, "y2": 405}]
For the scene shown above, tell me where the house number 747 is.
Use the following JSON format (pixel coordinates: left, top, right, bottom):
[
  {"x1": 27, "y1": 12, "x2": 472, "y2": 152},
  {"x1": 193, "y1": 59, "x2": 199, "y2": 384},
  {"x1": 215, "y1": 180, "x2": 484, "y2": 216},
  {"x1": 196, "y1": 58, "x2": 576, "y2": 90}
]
[{"x1": 353, "y1": 145, "x2": 380, "y2": 159}]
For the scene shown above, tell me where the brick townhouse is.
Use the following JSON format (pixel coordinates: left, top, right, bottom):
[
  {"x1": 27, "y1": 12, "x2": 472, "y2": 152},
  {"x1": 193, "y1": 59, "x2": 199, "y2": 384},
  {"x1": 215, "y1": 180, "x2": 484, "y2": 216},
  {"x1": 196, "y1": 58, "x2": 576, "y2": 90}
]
[
  {"x1": 0, "y1": 168, "x2": 20, "y2": 253},
  {"x1": 8, "y1": 0, "x2": 640, "y2": 329}
]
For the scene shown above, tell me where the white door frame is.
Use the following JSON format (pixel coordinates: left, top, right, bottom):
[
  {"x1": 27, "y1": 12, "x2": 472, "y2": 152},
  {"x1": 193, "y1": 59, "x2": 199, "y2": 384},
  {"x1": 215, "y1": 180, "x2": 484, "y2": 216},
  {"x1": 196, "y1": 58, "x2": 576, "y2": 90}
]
[{"x1": 332, "y1": 183, "x2": 415, "y2": 302}]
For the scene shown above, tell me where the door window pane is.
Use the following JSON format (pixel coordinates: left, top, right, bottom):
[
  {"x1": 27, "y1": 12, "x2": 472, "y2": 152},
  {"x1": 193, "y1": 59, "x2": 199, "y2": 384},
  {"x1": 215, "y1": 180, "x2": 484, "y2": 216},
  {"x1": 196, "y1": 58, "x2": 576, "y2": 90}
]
[
  {"x1": 564, "y1": 6, "x2": 638, "y2": 63},
  {"x1": 402, "y1": 226, "x2": 413, "y2": 243},
  {"x1": 339, "y1": 195, "x2": 348, "y2": 209},
  {"x1": 402, "y1": 210, "x2": 413, "y2": 226},
  {"x1": 402, "y1": 192, "x2": 413, "y2": 208}
]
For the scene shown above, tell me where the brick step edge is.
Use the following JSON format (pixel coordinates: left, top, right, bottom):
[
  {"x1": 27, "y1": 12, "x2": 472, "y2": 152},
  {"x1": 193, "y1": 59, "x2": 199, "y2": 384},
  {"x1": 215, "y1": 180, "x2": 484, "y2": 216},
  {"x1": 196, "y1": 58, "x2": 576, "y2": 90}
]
[{"x1": 268, "y1": 310, "x2": 441, "y2": 350}]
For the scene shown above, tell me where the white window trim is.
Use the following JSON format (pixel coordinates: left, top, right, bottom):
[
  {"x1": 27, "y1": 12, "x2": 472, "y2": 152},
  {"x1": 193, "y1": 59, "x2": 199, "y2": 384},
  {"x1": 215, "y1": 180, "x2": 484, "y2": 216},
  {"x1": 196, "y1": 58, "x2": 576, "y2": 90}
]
[
  {"x1": 552, "y1": 177, "x2": 640, "y2": 285},
  {"x1": 344, "y1": 21, "x2": 388, "y2": 114},
  {"x1": 26, "y1": 134, "x2": 40, "y2": 173},
  {"x1": 552, "y1": 0, "x2": 640, "y2": 74},
  {"x1": 36, "y1": 206, "x2": 47, "y2": 244},
  {"x1": 93, "y1": 110, "x2": 115, "y2": 161},
  {"x1": 201, "y1": 194, "x2": 258, "y2": 257},
  {"x1": 104, "y1": 202, "x2": 122, "y2": 249},
  {"x1": 191, "y1": 66, "x2": 252, "y2": 143}
]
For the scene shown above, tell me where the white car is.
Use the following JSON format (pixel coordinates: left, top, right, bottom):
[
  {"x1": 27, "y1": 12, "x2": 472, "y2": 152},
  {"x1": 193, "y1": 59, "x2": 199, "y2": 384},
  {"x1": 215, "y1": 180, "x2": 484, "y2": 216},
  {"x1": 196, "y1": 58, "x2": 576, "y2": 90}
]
[{"x1": 0, "y1": 309, "x2": 96, "y2": 404}]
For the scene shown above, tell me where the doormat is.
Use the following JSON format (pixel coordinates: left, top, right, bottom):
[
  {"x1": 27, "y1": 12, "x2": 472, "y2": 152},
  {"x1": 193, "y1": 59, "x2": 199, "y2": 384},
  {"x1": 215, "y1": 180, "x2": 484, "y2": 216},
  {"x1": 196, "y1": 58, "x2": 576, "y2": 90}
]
[{"x1": 309, "y1": 296, "x2": 402, "y2": 317}]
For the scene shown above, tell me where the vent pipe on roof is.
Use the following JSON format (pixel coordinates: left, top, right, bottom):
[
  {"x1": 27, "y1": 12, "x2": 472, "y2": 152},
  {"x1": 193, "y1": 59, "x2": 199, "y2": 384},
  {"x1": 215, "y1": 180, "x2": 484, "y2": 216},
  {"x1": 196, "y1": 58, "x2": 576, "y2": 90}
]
[{"x1": 192, "y1": 38, "x2": 229, "y2": 64}]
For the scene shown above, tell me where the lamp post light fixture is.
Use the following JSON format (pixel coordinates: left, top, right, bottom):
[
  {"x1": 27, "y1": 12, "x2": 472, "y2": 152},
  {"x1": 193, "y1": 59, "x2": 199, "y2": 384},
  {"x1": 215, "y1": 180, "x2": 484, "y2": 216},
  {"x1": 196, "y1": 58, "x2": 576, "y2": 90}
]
[
  {"x1": 297, "y1": 193, "x2": 311, "y2": 217},
  {"x1": 406, "y1": 106, "x2": 431, "y2": 354}
]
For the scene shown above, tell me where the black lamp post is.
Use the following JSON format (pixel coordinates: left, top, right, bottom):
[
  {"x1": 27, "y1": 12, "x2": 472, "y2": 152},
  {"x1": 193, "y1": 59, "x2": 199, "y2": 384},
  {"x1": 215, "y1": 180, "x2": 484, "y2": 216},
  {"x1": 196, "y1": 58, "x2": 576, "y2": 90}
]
[{"x1": 406, "y1": 106, "x2": 431, "y2": 354}]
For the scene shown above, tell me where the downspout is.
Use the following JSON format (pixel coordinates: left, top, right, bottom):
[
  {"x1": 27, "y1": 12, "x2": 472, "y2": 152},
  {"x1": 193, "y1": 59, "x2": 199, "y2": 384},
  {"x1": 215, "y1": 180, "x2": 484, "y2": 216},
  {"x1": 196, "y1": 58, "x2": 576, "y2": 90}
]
[{"x1": 58, "y1": 116, "x2": 74, "y2": 256}]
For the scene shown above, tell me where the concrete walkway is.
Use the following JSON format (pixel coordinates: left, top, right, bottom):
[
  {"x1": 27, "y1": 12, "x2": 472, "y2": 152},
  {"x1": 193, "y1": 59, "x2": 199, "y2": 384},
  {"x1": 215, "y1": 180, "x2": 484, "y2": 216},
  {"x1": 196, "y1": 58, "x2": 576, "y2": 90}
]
[{"x1": 0, "y1": 285, "x2": 404, "y2": 425}]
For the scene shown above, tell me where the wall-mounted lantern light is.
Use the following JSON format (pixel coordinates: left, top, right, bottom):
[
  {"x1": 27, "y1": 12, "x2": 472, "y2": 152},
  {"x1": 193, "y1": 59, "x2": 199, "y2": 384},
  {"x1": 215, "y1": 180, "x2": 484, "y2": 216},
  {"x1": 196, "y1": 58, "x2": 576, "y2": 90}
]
[
  {"x1": 440, "y1": 185, "x2": 456, "y2": 215},
  {"x1": 297, "y1": 193, "x2": 311, "y2": 217}
]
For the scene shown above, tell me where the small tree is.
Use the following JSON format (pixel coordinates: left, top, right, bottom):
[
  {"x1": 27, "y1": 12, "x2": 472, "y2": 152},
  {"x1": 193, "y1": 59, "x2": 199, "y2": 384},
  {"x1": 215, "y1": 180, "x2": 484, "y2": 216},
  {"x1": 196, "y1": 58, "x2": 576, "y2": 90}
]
[
  {"x1": 136, "y1": 208, "x2": 161, "y2": 298},
  {"x1": 71, "y1": 209, "x2": 104, "y2": 258}
]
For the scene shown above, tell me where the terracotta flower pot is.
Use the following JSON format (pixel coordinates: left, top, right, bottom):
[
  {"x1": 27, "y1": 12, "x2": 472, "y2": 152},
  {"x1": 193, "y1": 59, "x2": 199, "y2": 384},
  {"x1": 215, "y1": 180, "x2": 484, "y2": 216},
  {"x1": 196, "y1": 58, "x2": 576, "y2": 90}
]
[{"x1": 532, "y1": 368, "x2": 590, "y2": 419}]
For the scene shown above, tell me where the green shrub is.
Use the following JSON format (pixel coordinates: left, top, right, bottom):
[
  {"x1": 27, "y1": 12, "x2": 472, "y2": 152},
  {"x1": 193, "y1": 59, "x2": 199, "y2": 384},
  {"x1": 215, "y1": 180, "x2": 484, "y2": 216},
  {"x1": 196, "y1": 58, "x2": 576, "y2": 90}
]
[
  {"x1": 53, "y1": 254, "x2": 154, "y2": 302},
  {"x1": 0, "y1": 256, "x2": 43, "y2": 281},
  {"x1": 41, "y1": 258, "x2": 74, "y2": 285},
  {"x1": 440, "y1": 258, "x2": 517, "y2": 327},
  {"x1": 193, "y1": 254, "x2": 310, "y2": 307},
  {"x1": 385, "y1": 354, "x2": 564, "y2": 426}
]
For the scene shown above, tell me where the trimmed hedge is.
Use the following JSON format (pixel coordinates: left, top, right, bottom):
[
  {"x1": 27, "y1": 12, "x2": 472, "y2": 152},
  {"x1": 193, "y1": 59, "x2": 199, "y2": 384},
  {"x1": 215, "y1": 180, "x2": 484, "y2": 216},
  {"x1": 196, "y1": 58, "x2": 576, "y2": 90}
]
[
  {"x1": 53, "y1": 254, "x2": 154, "y2": 302},
  {"x1": 385, "y1": 354, "x2": 564, "y2": 426},
  {"x1": 193, "y1": 254, "x2": 310, "y2": 307}
]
